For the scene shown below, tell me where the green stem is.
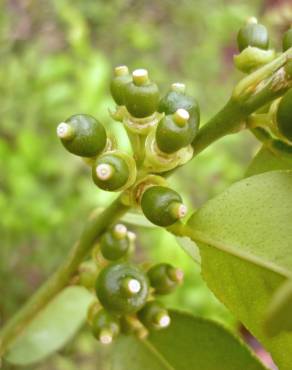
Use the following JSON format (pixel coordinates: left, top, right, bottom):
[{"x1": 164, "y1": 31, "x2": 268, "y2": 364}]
[
  {"x1": 191, "y1": 47, "x2": 292, "y2": 157},
  {"x1": 126, "y1": 130, "x2": 146, "y2": 167},
  {"x1": 0, "y1": 195, "x2": 129, "y2": 355},
  {"x1": 191, "y1": 99, "x2": 246, "y2": 156}
]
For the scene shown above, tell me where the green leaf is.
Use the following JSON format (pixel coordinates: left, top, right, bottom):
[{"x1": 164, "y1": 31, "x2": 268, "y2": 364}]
[
  {"x1": 112, "y1": 311, "x2": 265, "y2": 370},
  {"x1": 5, "y1": 286, "x2": 94, "y2": 366},
  {"x1": 175, "y1": 236, "x2": 201, "y2": 264},
  {"x1": 265, "y1": 279, "x2": 292, "y2": 337},
  {"x1": 186, "y1": 170, "x2": 292, "y2": 370},
  {"x1": 246, "y1": 145, "x2": 292, "y2": 177}
]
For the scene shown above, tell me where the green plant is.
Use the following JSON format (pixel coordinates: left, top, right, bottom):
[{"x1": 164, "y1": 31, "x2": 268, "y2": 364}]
[{"x1": 2, "y1": 15, "x2": 292, "y2": 370}]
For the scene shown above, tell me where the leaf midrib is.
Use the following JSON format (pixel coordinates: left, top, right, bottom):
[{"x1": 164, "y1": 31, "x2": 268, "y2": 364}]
[
  {"x1": 141, "y1": 339, "x2": 175, "y2": 370},
  {"x1": 185, "y1": 226, "x2": 292, "y2": 279}
]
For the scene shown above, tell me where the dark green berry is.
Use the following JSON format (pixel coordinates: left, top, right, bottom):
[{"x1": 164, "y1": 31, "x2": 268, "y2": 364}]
[
  {"x1": 57, "y1": 114, "x2": 107, "y2": 157},
  {"x1": 282, "y1": 28, "x2": 292, "y2": 52},
  {"x1": 91, "y1": 309, "x2": 120, "y2": 344},
  {"x1": 137, "y1": 300, "x2": 171, "y2": 330},
  {"x1": 276, "y1": 88, "x2": 292, "y2": 141},
  {"x1": 96, "y1": 262, "x2": 149, "y2": 315},
  {"x1": 237, "y1": 18, "x2": 269, "y2": 52},
  {"x1": 110, "y1": 65, "x2": 132, "y2": 105},
  {"x1": 156, "y1": 109, "x2": 192, "y2": 154},
  {"x1": 92, "y1": 151, "x2": 136, "y2": 191},
  {"x1": 147, "y1": 263, "x2": 184, "y2": 295},
  {"x1": 124, "y1": 69, "x2": 159, "y2": 118},
  {"x1": 141, "y1": 186, "x2": 187, "y2": 227},
  {"x1": 158, "y1": 83, "x2": 200, "y2": 142},
  {"x1": 100, "y1": 224, "x2": 131, "y2": 261}
]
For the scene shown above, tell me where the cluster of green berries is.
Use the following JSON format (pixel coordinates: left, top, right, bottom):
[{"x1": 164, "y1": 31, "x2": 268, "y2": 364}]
[
  {"x1": 57, "y1": 63, "x2": 201, "y2": 226},
  {"x1": 79, "y1": 223, "x2": 183, "y2": 345},
  {"x1": 235, "y1": 18, "x2": 292, "y2": 144}
]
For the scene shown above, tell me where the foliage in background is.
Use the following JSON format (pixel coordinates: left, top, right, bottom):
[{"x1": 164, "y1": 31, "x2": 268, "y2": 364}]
[{"x1": 1, "y1": 0, "x2": 292, "y2": 368}]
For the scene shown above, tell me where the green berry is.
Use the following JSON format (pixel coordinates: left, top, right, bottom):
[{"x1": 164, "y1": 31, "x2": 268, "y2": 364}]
[
  {"x1": 158, "y1": 83, "x2": 200, "y2": 142},
  {"x1": 147, "y1": 263, "x2": 184, "y2": 295},
  {"x1": 92, "y1": 151, "x2": 136, "y2": 191},
  {"x1": 282, "y1": 28, "x2": 292, "y2": 51},
  {"x1": 100, "y1": 224, "x2": 132, "y2": 261},
  {"x1": 96, "y1": 262, "x2": 149, "y2": 315},
  {"x1": 276, "y1": 88, "x2": 292, "y2": 142},
  {"x1": 91, "y1": 309, "x2": 120, "y2": 344},
  {"x1": 141, "y1": 186, "x2": 187, "y2": 227},
  {"x1": 156, "y1": 109, "x2": 192, "y2": 153},
  {"x1": 57, "y1": 114, "x2": 107, "y2": 157},
  {"x1": 237, "y1": 18, "x2": 269, "y2": 52},
  {"x1": 137, "y1": 300, "x2": 171, "y2": 330},
  {"x1": 110, "y1": 65, "x2": 132, "y2": 105},
  {"x1": 124, "y1": 69, "x2": 159, "y2": 118}
]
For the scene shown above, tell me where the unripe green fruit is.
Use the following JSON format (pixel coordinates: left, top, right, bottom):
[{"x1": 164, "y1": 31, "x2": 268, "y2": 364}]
[
  {"x1": 156, "y1": 109, "x2": 192, "y2": 154},
  {"x1": 276, "y1": 88, "x2": 292, "y2": 142},
  {"x1": 100, "y1": 224, "x2": 131, "y2": 261},
  {"x1": 282, "y1": 29, "x2": 292, "y2": 51},
  {"x1": 96, "y1": 262, "x2": 149, "y2": 315},
  {"x1": 137, "y1": 300, "x2": 171, "y2": 330},
  {"x1": 91, "y1": 309, "x2": 120, "y2": 344},
  {"x1": 92, "y1": 151, "x2": 136, "y2": 191},
  {"x1": 110, "y1": 65, "x2": 132, "y2": 105},
  {"x1": 124, "y1": 69, "x2": 159, "y2": 118},
  {"x1": 158, "y1": 83, "x2": 200, "y2": 142},
  {"x1": 237, "y1": 20, "x2": 269, "y2": 52},
  {"x1": 141, "y1": 186, "x2": 187, "y2": 227},
  {"x1": 147, "y1": 263, "x2": 184, "y2": 295},
  {"x1": 57, "y1": 114, "x2": 107, "y2": 157}
]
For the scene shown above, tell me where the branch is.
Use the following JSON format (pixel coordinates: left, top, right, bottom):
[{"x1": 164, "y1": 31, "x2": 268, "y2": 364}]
[
  {"x1": 191, "y1": 47, "x2": 292, "y2": 156},
  {"x1": 0, "y1": 195, "x2": 129, "y2": 355}
]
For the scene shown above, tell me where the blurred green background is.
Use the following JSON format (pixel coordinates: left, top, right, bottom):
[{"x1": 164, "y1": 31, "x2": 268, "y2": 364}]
[{"x1": 1, "y1": 0, "x2": 292, "y2": 369}]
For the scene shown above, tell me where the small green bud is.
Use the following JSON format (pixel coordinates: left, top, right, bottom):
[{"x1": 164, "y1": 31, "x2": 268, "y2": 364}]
[
  {"x1": 237, "y1": 18, "x2": 269, "y2": 52},
  {"x1": 137, "y1": 300, "x2": 171, "y2": 330},
  {"x1": 158, "y1": 83, "x2": 200, "y2": 143},
  {"x1": 96, "y1": 262, "x2": 149, "y2": 315},
  {"x1": 141, "y1": 186, "x2": 187, "y2": 226},
  {"x1": 147, "y1": 263, "x2": 184, "y2": 295},
  {"x1": 100, "y1": 224, "x2": 132, "y2": 261},
  {"x1": 57, "y1": 114, "x2": 107, "y2": 157},
  {"x1": 92, "y1": 151, "x2": 137, "y2": 191},
  {"x1": 124, "y1": 69, "x2": 160, "y2": 118},
  {"x1": 91, "y1": 309, "x2": 120, "y2": 344},
  {"x1": 110, "y1": 65, "x2": 132, "y2": 105},
  {"x1": 156, "y1": 109, "x2": 193, "y2": 154},
  {"x1": 276, "y1": 88, "x2": 292, "y2": 142},
  {"x1": 282, "y1": 28, "x2": 292, "y2": 52}
]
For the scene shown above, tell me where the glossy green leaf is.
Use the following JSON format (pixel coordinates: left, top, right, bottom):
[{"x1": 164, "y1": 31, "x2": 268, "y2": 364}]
[
  {"x1": 5, "y1": 286, "x2": 94, "y2": 366},
  {"x1": 246, "y1": 145, "x2": 292, "y2": 177},
  {"x1": 187, "y1": 170, "x2": 292, "y2": 370},
  {"x1": 265, "y1": 279, "x2": 292, "y2": 337},
  {"x1": 112, "y1": 311, "x2": 265, "y2": 370},
  {"x1": 175, "y1": 236, "x2": 201, "y2": 264}
]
